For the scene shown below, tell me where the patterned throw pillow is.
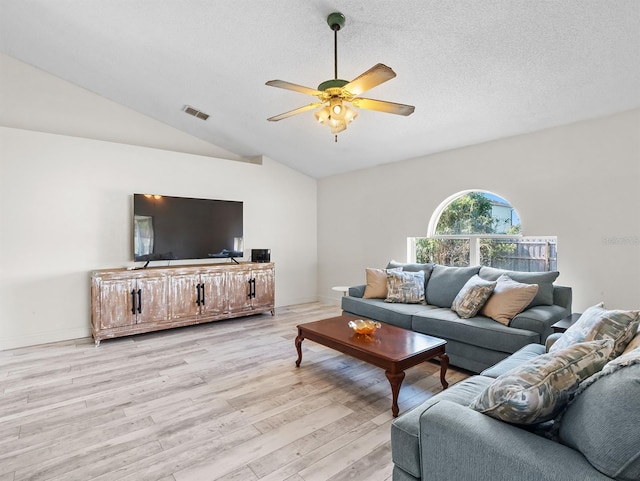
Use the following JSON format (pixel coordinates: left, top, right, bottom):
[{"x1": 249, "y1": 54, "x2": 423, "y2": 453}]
[
  {"x1": 469, "y1": 339, "x2": 613, "y2": 424},
  {"x1": 385, "y1": 270, "x2": 425, "y2": 304},
  {"x1": 480, "y1": 274, "x2": 539, "y2": 326},
  {"x1": 550, "y1": 303, "x2": 640, "y2": 360},
  {"x1": 363, "y1": 267, "x2": 402, "y2": 299},
  {"x1": 451, "y1": 275, "x2": 497, "y2": 319}
]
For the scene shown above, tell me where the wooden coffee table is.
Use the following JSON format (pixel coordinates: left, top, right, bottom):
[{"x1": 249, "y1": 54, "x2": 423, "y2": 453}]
[{"x1": 295, "y1": 314, "x2": 449, "y2": 417}]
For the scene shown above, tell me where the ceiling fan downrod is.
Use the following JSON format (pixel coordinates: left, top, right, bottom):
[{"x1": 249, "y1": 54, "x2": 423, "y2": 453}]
[
  {"x1": 327, "y1": 12, "x2": 345, "y2": 80},
  {"x1": 328, "y1": 12, "x2": 346, "y2": 143}
]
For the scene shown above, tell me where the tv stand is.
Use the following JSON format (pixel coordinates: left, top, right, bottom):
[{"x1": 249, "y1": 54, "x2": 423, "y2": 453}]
[{"x1": 91, "y1": 262, "x2": 275, "y2": 346}]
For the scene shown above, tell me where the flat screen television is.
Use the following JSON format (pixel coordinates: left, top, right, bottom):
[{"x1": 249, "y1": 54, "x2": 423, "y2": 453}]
[{"x1": 133, "y1": 194, "x2": 243, "y2": 262}]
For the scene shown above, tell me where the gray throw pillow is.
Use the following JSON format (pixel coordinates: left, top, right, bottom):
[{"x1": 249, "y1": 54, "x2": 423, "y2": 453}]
[
  {"x1": 425, "y1": 265, "x2": 480, "y2": 308},
  {"x1": 479, "y1": 266, "x2": 559, "y2": 307}
]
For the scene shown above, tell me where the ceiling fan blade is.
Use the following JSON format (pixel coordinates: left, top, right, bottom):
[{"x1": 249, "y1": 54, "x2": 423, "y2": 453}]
[
  {"x1": 351, "y1": 97, "x2": 415, "y2": 116},
  {"x1": 265, "y1": 80, "x2": 323, "y2": 97},
  {"x1": 343, "y1": 64, "x2": 397, "y2": 96},
  {"x1": 267, "y1": 102, "x2": 324, "y2": 122}
]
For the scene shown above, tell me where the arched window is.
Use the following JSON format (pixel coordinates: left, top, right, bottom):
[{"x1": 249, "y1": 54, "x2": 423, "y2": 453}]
[{"x1": 411, "y1": 190, "x2": 556, "y2": 271}]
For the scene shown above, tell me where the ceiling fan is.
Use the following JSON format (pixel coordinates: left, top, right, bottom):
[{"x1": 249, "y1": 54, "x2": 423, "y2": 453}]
[{"x1": 266, "y1": 12, "x2": 415, "y2": 141}]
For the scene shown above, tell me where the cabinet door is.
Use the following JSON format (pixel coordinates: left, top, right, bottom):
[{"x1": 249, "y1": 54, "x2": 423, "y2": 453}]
[
  {"x1": 200, "y1": 271, "x2": 227, "y2": 317},
  {"x1": 227, "y1": 270, "x2": 252, "y2": 313},
  {"x1": 137, "y1": 276, "x2": 170, "y2": 324},
  {"x1": 169, "y1": 273, "x2": 201, "y2": 321},
  {"x1": 97, "y1": 278, "x2": 137, "y2": 330},
  {"x1": 252, "y1": 268, "x2": 275, "y2": 310}
]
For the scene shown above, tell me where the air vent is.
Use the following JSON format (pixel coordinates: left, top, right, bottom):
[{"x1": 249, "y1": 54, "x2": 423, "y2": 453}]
[{"x1": 183, "y1": 105, "x2": 210, "y2": 121}]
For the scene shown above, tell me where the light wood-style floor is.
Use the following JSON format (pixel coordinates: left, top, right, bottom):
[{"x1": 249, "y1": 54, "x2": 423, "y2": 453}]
[{"x1": 0, "y1": 303, "x2": 469, "y2": 481}]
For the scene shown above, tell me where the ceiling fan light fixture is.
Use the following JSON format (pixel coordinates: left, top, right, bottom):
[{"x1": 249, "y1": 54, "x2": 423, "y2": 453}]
[
  {"x1": 316, "y1": 100, "x2": 357, "y2": 134},
  {"x1": 329, "y1": 118, "x2": 347, "y2": 134},
  {"x1": 330, "y1": 98, "x2": 346, "y2": 119},
  {"x1": 315, "y1": 106, "x2": 331, "y2": 123},
  {"x1": 344, "y1": 107, "x2": 358, "y2": 123}
]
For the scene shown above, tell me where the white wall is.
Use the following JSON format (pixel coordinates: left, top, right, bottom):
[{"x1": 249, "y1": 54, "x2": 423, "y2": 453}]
[{"x1": 318, "y1": 109, "x2": 640, "y2": 312}]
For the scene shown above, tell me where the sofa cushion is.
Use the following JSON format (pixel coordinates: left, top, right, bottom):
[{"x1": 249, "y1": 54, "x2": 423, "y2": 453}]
[
  {"x1": 425, "y1": 265, "x2": 480, "y2": 308},
  {"x1": 469, "y1": 340, "x2": 613, "y2": 424},
  {"x1": 451, "y1": 275, "x2": 496, "y2": 319},
  {"x1": 480, "y1": 343, "x2": 546, "y2": 378},
  {"x1": 385, "y1": 270, "x2": 425, "y2": 304},
  {"x1": 550, "y1": 303, "x2": 640, "y2": 360},
  {"x1": 342, "y1": 296, "x2": 433, "y2": 330},
  {"x1": 363, "y1": 267, "x2": 401, "y2": 299},
  {"x1": 559, "y1": 349, "x2": 640, "y2": 481},
  {"x1": 480, "y1": 275, "x2": 539, "y2": 326},
  {"x1": 411, "y1": 308, "x2": 539, "y2": 354},
  {"x1": 391, "y1": 375, "x2": 493, "y2": 479},
  {"x1": 479, "y1": 266, "x2": 559, "y2": 307}
]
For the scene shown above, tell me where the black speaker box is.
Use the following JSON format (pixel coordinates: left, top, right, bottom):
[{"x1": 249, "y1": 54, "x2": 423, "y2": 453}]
[{"x1": 251, "y1": 249, "x2": 271, "y2": 263}]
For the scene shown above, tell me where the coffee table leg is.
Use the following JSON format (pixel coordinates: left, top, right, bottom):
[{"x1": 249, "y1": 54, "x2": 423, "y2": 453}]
[
  {"x1": 295, "y1": 333, "x2": 304, "y2": 367},
  {"x1": 439, "y1": 353, "x2": 449, "y2": 389},
  {"x1": 385, "y1": 371, "x2": 406, "y2": 418}
]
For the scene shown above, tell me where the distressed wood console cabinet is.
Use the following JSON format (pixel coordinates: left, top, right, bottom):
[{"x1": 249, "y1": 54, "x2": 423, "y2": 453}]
[{"x1": 91, "y1": 262, "x2": 275, "y2": 345}]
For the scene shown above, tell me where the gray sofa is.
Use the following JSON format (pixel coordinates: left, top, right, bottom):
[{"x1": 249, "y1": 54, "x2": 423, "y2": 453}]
[
  {"x1": 342, "y1": 262, "x2": 572, "y2": 373},
  {"x1": 391, "y1": 342, "x2": 640, "y2": 481}
]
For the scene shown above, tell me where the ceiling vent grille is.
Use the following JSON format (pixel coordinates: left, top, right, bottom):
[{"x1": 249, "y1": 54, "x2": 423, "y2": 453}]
[{"x1": 183, "y1": 105, "x2": 210, "y2": 120}]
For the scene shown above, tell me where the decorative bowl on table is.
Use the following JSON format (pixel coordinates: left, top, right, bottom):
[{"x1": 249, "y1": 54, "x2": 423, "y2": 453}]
[{"x1": 348, "y1": 319, "x2": 381, "y2": 335}]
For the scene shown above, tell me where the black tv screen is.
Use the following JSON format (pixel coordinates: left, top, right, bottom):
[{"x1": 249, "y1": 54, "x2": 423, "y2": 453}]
[{"x1": 133, "y1": 194, "x2": 243, "y2": 262}]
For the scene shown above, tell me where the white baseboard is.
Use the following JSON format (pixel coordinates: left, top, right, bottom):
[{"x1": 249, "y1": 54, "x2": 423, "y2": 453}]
[
  {"x1": 316, "y1": 294, "x2": 343, "y2": 307},
  {"x1": 275, "y1": 295, "x2": 319, "y2": 307},
  {"x1": 0, "y1": 327, "x2": 91, "y2": 351}
]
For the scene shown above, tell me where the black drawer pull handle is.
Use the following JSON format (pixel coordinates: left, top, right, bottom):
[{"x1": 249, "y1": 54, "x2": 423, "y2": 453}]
[
  {"x1": 196, "y1": 283, "x2": 201, "y2": 306},
  {"x1": 131, "y1": 289, "x2": 137, "y2": 314},
  {"x1": 201, "y1": 284, "x2": 205, "y2": 305},
  {"x1": 137, "y1": 289, "x2": 142, "y2": 314}
]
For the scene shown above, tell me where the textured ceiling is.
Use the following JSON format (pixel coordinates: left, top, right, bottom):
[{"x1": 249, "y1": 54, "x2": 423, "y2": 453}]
[{"x1": 1, "y1": 1, "x2": 639, "y2": 178}]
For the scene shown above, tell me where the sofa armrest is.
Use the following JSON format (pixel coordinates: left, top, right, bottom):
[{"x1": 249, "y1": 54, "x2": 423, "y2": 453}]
[
  {"x1": 419, "y1": 400, "x2": 610, "y2": 481},
  {"x1": 348, "y1": 284, "x2": 365, "y2": 298},
  {"x1": 509, "y1": 286, "x2": 571, "y2": 342},
  {"x1": 546, "y1": 332, "x2": 563, "y2": 351},
  {"x1": 510, "y1": 304, "x2": 569, "y2": 342},
  {"x1": 553, "y1": 285, "x2": 572, "y2": 311}
]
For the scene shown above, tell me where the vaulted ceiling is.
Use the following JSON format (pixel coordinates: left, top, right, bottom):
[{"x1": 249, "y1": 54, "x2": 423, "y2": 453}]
[{"x1": 1, "y1": 1, "x2": 639, "y2": 178}]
